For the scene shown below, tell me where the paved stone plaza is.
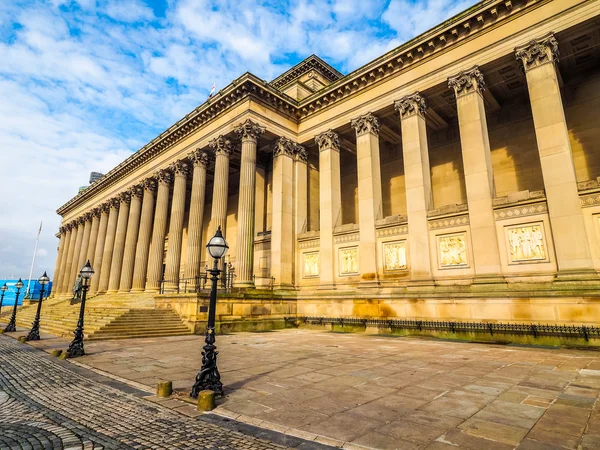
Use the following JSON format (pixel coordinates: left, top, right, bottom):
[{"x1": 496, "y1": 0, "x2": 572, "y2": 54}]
[{"x1": 8, "y1": 329, "x2": 600, "y2": 449}]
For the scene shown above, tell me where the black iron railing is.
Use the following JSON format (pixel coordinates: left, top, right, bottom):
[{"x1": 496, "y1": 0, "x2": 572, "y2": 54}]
[
  {"x1": 285, "y1": 316, "x2": 600, "y2": 341},
  {"x1": 160, "y1": 269, "x2": 236, "y2": 294},
  {"x1": 252, "y1": 274, "x2": 275, "y2": 289}
]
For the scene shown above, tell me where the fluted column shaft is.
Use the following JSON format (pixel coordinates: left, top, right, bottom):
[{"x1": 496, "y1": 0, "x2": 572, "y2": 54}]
[
  {"x1": 119, "y1": 186, "x2": 143, "y2": 292},
  {"x1": 97, "y1": 200, "x2": 120, "y2": 294},
  {"x1": 86, "y1": 211, "x2": 101, "y2": 267},
  {"x1": 59, "y1": 226, "x2": 76, "y2": 294},
  {"x1": 107, "y1": 194, "x2": 131, "y2": 293},
  {"x1": 90, "y1": 206, "x2": 110, "y2": 294},
  {"x1": 132, "y1": 180, "x2": 156, "y2": 292},
  {"x1": 75, "y1": 216, "x2": 92, "y2": 279},
  {"x1": 164, "y1": 162, "x2": 189, "y2": 290},
  {"x1": 52, "y1": 229, "x2": 67, "y2": 295},
  {"x1": 67, "y1": 220, "x2": 85, "y2": 292},
  {"x1": 293, "y1": 147, "x2": 308, "y2": 285},
  {"x1": 146, "y1": 171, "x2": 172, "y2": 292},
  {"x1": 186, "y1": 151, "x2": 209, "y2": 281}
]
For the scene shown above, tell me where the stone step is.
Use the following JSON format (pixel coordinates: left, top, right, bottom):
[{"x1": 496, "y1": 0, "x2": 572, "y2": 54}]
[{"x1": 87, "y1": 331, "x2": 192, "y2": 340}]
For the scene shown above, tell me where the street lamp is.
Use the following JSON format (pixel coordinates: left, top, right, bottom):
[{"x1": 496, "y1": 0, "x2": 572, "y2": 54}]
[
  {"x1": 0, "y1": 283, "x2": 8, "y2": 316},
  {"x1": 25, "y1": 271, "x2": 50, "y2": 341},
  {"x1": 4, "y1": 278, "x2": 24, "y2": 333},
  {"x1": 190, "y1": 226, "x2": 228, "y2": 398},
  {"x1": 67, "y1": 261, "x2": 94, "y2": 358}
]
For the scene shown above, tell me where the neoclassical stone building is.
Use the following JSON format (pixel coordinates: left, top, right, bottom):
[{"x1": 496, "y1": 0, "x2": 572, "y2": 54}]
[{"x1": 52, "y1": 0, "x2": 600, "y2": 330}]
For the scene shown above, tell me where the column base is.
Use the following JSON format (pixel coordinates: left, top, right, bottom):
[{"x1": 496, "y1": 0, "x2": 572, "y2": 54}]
[
  {"x1": 106, "y1": 289, "x2": 119, "y2": 295},
  {"x1": 272, "y1": 283, "x2": 295, "y2": 291},
  {"x1": 144, "y1": 288, "x2": 160, "y2": 294},
  {"x1": 130, "y1": 287, "x2": 145, "y2": 293}
]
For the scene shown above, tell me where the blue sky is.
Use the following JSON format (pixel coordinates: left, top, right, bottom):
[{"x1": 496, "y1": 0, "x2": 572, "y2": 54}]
[{"x1": 0, "y1": 0, "x2": 476, "y2": 279}]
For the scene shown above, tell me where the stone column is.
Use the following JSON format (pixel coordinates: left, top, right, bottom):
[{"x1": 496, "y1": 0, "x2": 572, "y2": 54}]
[
  {"x1": 59, "y1": 223, "x2": 76, "y2": 294},
  {"x1": 351, "y1": 113, "x2": 383, "y2": 286},
  {"x1": 164, "y1": 161, "x2": 189, "y2": 290},
  {"x1": 90, "y1": 203, "x2": 110, "y2": 295},
  {"x1": 449, "y1": 66, "x2": 503, "y2": 281},
  {"x1": 516, "y1": 33, "x2": 594, "y2": 275},
  {"x1": 146, "y1": 170, "x2": 173, "y2": 292},
  {"x1": 270, "y1": 137, "x2": 295, "y2": 289},
  {"x1": 233, "y1": 120, "x2": 265, "y2": 287},
  {"x1": 119, "y1": 184, "x2": 143, "y2": 292},
  {"x1": 52, "y1": 227, "x2": 67, "y2": 295},
  {"x1": 186, "y1": 150, "x2": 210, "y2": 281},
  {"x1": 107, "y1": 192, "x2": 131, "y2": 293},
  {"x1": 316, "y1": 130, "x2": 342, "y2": 289},
  {"x1": 396, "y1": 92, "x2": 434, "y2": 283},
  {"x1": 67, "y1": 218, "x2": 85, "y2": 293},
  {"x1": 97, "y1": 198, "x2": 120, "y2": 294},
  {"x1": 208, "y1": 135, "x2": 233, "y2": 271},
  {"x1": 85, "y1": 208, "x2": 101, "y2": 267},
  {"x1": 75, "y1": 213, "x2": 92, "y2": 280},
  {"x1": 132, "y1": 178, "x2": 157, "y2": 292},
  {"x1": 255, "y1": 154, "x2": 269, "y2": 234},
  {"x1": 293, "y1": 145, "x2": 308, "y2": 285}
]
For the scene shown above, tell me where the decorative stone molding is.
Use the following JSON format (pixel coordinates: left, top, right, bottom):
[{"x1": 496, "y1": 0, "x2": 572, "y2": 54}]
[
  {"x1": 119, "y1": 191, "x2": 131, "y2": 205},
  {"x1": 351, "y1": 112, "x2": 380, "y2": 136},
  {"x1": 270, "y1": 55, "x2": 343, "y2": 90},
  {"x1": 142, "y1": 178, "x2": 157, "y2": 193},
  {"x1": 75, "y1": 216, "x2": 85, "y2": 226},
  {"x1": 428, "y1": 214, "x2": 469, "y2": 230},
  {"x1": 294, "y1": 144, "x2": 308, "y2": 163},
  {"x1": 170, "y1": 160, "x2": 189, "y2": 177},
  {"x1": 515, "y1": 32, "x2": 559, "y2": 71},
  {"x1": 209, "y1": 135, "x2": 234, "y2": 157},
  {"x1": 394, "y1": 92, "x2": 427, "y2": 119},
  {"x1": 157, "y1": 169, "x2": 173, "y2": 186},
  {"x1": 581, "y1": 193, "x2": 600, "y2": 208},
  {"x1": 315, "y1": 129, "x2": 340, "y2": 152},
  {"x1": 448, "y1": 66, "x2": 486, "y2": 97},
  {"x1": 189, "y1": 149, "x2": 210, "y2": 168},
  {"x1": 299, "y1": 239, "x2": 320, "y2": 249},
  {"x1": 234, "y1": 119, "x2": 265, "y2": 143},
  {"x1": 273, "y1": 137, "x2": 296, "y2": 158},
  {"x1": 59, "y1": 226, "x2": 67, "y2": 235},
  {"x1": 376, "y1": 225, "x2": 409, "y2": 238},
  {"x1": 130, "y1": 183, "x2": 144, "y2": 199},
  {"x1": 494, "y1": 202, "x2": 548, "y2": 220},
  {"x1": 109, "y1": 197, "x2": 121, "y2": 209},
  {"x1": 81, "y1": 212, "x2": 92, "y2": 223},
  {"x1": 334, "y1": 233, "x2": 359, "y2": 244}
]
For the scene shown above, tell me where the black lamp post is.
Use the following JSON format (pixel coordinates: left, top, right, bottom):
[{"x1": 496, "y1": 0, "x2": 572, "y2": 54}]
[
  {"x1": 67, "y1": 261, "x2": 94, "y2": 358},
  {"x1": 0, "y1": 283, "x2": 8, "y2": 317},
  {"x1": 25, "y1": 271, "x2": 50, "y2": 341},
  {"x1": 4, "y1": 278, "x2": 24, "y2": 333},
  {"x1": 191, "y1": 226, "x2": 228, "y2": 398}
]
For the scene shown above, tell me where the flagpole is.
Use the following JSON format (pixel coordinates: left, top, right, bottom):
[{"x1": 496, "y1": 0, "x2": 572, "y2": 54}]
[{"x1": 25, "y1": 222, "x2": 42, "y2": 299}]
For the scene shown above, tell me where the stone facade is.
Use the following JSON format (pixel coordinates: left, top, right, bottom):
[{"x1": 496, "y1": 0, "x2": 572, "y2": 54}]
[{"x1": 53, "y1": 0, "x2": 600, "y2": 327}]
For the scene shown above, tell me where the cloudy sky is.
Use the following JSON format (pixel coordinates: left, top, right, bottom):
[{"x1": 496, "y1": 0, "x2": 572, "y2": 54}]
[{"x1": 0, "y1": 0, "x2": 476, "y2": 281}]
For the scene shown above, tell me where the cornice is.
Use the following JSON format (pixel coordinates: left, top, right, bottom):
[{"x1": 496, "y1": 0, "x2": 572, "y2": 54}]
[{"x1": 269, "y1": 55, "x2": 343, "y2": 90}]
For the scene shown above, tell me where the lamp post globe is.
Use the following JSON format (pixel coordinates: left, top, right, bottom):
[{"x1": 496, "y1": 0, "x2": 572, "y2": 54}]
[
  {"x1": 67, "y1": 261, "x2": 94, "y2": 358},
  {"x1": 4, "y1": 278, "x2": 24, "y2": 333},
  {"x1": 191, "y1": 226, "x2": 227, "y2": 398},
  {"x1": 25, "y1": 271, "x2": 50, "y2": 341},
  {"x1": 0, "y1": 283, "x2": 7, "y2": 317}
]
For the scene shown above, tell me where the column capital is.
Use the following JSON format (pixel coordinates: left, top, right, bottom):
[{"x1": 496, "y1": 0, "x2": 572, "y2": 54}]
[
  {"x1": 273, "y1": 136, "x2": 296, "y2": 158},
  {"x1": 82, "y1": 212, "x2": 92, "y2": 223},
  {"x1": 448, "y1": 65, "x2": 486, "y2": 97},
  {"x1": 515, "y1": 32, "x2": 559, "y2": 72},
  {"x1": 315, "y1": 129, "x2": 340, "y2": 152},
  {"x1": 209, "y1": 135, "x2": 234, "y2": 157},
  {"x1": 189, "y1": 149, "x2": 210, "y2": 168},
  {"x1": 169, "y1": 160, "x2": 189, "y2": 178},
  {"x1": 119, "y1": 191, "x2": 131, "y2": 206},
  {"x1": 156, "y1": 169, "x2": 173, "y2": 187},
  {"x1": 100, "y1": 201, "x2": 111, "y2": 214},
  {"x1": 143, "y1": 177, "x2": 157, "y2": 193},
  {"x1": 75, "y1": 216, "x2": 85, "y2": 226},
  {"x1": 109, "y1": 196, "x2": 121, "y2": 210},
  {"x1": 395, "y1": 92, "x2": 427, "y2": 119},
  {"x1": 91, "y1": 207, "x2": 102, "y2": 219},
  {"x1": 294, "y1": 144, "x2": 308, "y2": 163},
  {"x1": 234, "y1": 119, "x2": 265, "y2": 143},
  {"x1": 129, "y1": 183, "x2": 144, "y2": 199},
  {"x1": 59, "y1": 225, "x2": 67, "y2": 235},
  {"x1": 351, "y1": 112, "x2": 380, "y2": 137}
]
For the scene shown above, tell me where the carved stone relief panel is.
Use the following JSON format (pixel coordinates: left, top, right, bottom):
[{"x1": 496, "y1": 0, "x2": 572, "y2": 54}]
[
  {"x1": 437, "y1": 233, "x2": 468, "y2": 268},
  {"x1": 505, "y1": 223, "x2": 548, "y2": 263},
  {"x1": 339, "y1": 246, "x2": 359, "y2": 276},
  {"x1": 383, "y1": 241, "x2": 407, "y2": 271},
  {"x1": 303, "y1": 252, "x2": 319, "y2": 278}
]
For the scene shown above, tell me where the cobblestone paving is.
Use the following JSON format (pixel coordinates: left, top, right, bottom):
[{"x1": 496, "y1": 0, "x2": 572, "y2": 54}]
[{"x1": 0, "y1": 335, "x2": 289, "y2": 450}]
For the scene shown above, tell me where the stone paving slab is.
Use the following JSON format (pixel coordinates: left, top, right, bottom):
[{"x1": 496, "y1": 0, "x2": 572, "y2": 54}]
[{"x1": 5, "y1": 327, "x2": 600, "y2": 449}]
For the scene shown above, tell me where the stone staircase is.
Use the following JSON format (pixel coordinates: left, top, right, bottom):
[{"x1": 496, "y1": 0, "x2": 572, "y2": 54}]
[{"x1": 0, "y1": 294, "x2": 192, "y2": 340}]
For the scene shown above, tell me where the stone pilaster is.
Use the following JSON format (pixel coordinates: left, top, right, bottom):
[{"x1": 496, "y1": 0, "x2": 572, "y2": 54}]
[
  {"x1": 208, "y1": 135, "x2": 233, "y2": 270},
  {"x1": 85, "y1": 208, "x2": 101, "y2": 268},
  {"x1": 293, "y1": 145, "x2": 308, "y2": 285},
  {"x1": 164, "y1": 161, "x2": 189, "y2": 290},
  {"x1": 516, "y1": 33, "x2": 594, "y2": 275},
  {"x1": 53, "y1": 226, "x2": 68, "y2": 294},
  {"x1": 186, "y1": 150, "x2": 210, "y2": 281},
  {"x1": 316, "y1": 129, "x2": 342, "y2": 289},
  {"x1": 67, "y1": 217, "x2": 85, "y2": 293},
  {"x1": 107, "y1": 192, "x2": 131, "y2": 293},
  {"x1": 351, "y1": 112, "x2": 383, "y2": 286},
  {"x1": 132, "y1": 178, "x2": 157, "y2": 292},
  {"x1": 233, "y1": 120, "x2": 265, "y2": 287},
  {"x1": 448, "y1": 66, "x2": 503, "y2": 281},
  {"x1": 119, "y1": 184, "x2": 143, "y2": 292},
  {"x1": 395, "y1": 92, "x2": 434, "y2": 283},
  {"x1": 270, "y1": 137, "x2": 295, "y2": 288},
  {"x1": 75, "y1": 213, "x2": 92, "y2": 282},
  {"x1": 97, "y1": 198, "x2": 120, "y2": 294},
  {"x1": 90, "y1": 202, "x2": 110, "y2": 295},
  {"x1": 146, "y1": 170, "x2": 173, "y2": 292}
]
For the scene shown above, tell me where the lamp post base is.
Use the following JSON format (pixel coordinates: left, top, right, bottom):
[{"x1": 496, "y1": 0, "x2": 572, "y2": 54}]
[
  {"x1": 26, "y1": 320, "x2": 40, "y2": 341},
  {"x1": 190, "y1": 328, "x2": 223, "y2": 398}
]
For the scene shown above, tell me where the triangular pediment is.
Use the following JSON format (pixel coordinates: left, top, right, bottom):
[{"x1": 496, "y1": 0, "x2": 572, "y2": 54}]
[{"x1": 270, "y1": 55, "x2": 343, "y2": 100}]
